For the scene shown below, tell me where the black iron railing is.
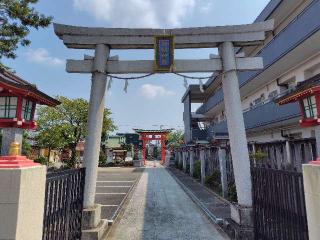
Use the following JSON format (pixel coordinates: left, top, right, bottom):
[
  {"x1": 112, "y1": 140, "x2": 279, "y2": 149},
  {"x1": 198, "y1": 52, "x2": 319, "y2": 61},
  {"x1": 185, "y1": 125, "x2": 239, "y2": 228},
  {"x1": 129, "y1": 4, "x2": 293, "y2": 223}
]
[
  {"x1": 42, "y1": 168, "x2": 86, "y2": 240},
  {"x1": 252, "y1": 166, "x2": 308, "y2": 240}
]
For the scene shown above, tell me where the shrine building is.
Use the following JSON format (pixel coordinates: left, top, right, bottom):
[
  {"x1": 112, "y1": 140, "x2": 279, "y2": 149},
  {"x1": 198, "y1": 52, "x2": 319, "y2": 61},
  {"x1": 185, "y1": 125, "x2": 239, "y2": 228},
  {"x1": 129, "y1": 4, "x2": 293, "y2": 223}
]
[{"x1": 0, "y1": 67, "x2": 60, "y2": 155}]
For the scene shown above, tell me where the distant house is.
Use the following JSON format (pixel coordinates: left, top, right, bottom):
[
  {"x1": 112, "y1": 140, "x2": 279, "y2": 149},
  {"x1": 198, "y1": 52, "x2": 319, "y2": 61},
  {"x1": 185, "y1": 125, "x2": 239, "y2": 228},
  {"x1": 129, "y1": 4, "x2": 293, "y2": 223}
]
[
  {"x1": 105, "y1": 135, "x2": 126, "y2": 161},
  {"x1": 123, "y1": 133, "x2": 141, "y2": 149},
  {"x1": 106, "y1": 135, "x2": 126, "y2": 149}
]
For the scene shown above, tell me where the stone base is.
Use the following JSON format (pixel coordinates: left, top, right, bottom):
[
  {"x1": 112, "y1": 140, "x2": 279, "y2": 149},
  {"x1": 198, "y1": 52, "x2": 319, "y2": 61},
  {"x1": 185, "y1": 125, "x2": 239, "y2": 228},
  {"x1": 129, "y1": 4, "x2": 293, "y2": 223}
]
[
  {"x1": 230, "y1": 204, "x2": 253, "y2": 226},
  {"x1": 82, "y1": 204, "x2": 108, "y2": 240},
  {"x1": 224, "y1": 219, "x2": 254, "y2": 240},
  {"x1": 82, "y1": 220, "x2": 108, "y2": 240},
  {"x1": 133, "y1": 160, "x2": 144, "y2": 167},
  {"x1": 0, "y1": 165, "x2": 46, "y2": 240},
  {"x1": 228, "y1": 204, "x2": 254, "y2": 239}
]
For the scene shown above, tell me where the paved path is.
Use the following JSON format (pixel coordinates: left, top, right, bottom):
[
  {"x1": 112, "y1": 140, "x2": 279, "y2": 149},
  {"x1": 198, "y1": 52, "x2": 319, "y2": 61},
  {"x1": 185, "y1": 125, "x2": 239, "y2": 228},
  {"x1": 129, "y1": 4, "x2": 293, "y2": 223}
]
[{"x1": 107, "y1": 161, "x2": 228, "y2": 240}]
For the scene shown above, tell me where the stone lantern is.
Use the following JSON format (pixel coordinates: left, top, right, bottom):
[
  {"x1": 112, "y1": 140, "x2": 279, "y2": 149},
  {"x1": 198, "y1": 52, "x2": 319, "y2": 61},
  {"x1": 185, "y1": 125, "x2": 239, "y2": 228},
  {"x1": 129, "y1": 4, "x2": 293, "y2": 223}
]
[{"x1": 0, "y1": 68, "x2": 60, "y2": 155}]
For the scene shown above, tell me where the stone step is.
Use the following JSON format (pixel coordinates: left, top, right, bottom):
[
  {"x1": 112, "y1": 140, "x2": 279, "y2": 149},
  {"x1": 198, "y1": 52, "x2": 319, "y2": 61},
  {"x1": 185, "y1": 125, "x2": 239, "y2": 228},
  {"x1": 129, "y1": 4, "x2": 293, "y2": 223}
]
[{"x1": 82, "y1": 219, "x2": 108, "y2": 240}]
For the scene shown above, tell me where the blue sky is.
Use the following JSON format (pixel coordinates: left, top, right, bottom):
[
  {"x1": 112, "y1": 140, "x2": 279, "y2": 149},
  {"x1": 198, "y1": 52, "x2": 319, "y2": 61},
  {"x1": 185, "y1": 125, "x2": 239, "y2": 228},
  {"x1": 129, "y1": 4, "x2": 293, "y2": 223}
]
[{"x1": 3, "y1": 0, "x2": 270, "y2": 133}]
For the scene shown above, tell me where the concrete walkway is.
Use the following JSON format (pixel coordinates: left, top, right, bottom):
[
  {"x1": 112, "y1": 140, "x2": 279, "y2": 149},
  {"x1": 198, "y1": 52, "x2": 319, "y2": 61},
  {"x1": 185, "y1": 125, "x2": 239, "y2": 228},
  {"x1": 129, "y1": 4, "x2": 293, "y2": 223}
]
[{"x1": 107, "y1": 161, "x2": 228, "y2": 240}]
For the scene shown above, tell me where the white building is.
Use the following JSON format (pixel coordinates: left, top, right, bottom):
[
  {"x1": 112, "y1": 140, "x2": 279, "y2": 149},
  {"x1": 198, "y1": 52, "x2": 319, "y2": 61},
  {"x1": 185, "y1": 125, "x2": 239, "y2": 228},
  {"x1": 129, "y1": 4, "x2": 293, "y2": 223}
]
[{"x1": 183, "y1": 0, "x2": 320, "y2": 169}]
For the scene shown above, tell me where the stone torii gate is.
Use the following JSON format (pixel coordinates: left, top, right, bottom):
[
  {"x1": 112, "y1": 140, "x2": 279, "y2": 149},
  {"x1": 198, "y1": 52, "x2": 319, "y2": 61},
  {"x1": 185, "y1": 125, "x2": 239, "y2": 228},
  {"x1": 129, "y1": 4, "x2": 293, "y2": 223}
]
[{"x1": 54, "y1": 19, "x2": 274, "y2": 238}]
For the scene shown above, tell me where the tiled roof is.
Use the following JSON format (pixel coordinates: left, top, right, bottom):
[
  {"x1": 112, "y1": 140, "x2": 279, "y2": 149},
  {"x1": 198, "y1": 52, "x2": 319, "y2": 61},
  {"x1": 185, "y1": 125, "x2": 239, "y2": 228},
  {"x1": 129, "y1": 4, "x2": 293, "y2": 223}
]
[
  {"x1": 133, "y1": 129, "x2": 173, "y2": 133},
  {"x1": 276, "y1": 73, "x2": 320, "y2": 105},
  {"x1": 0, "y1": 68, "x2": 60, "y2": 106}
]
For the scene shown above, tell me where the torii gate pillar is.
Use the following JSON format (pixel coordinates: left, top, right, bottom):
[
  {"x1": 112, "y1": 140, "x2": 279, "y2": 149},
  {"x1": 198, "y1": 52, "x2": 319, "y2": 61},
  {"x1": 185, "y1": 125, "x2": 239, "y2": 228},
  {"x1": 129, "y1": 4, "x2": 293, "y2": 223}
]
[
  {"x1": 83, "y1": 44, "x2": 109, "y2": 208},
  {"x1": 219, "y1": 42, "x2": 254, "y2": 238}
]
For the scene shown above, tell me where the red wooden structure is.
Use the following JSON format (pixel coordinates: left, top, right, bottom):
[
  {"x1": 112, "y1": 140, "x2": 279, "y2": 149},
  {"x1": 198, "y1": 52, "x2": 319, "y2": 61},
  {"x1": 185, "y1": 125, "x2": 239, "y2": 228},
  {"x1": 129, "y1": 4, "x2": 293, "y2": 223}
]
[
  {"x1": 0, "y1": 68, "x2": 60, "y2": 129},
  {"x1": 276, "y1": 73, "x2": 320, "y2": 127},
  {"x1": 134, "y1": 129, "x2": 172, "y2": 165}
]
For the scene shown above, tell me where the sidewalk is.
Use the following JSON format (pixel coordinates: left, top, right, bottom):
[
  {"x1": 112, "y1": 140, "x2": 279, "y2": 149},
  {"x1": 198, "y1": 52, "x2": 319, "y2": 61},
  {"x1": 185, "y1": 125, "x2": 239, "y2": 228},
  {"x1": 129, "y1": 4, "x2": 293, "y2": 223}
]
[{"x1": 107, "y1": 161, "x2": 229, "y2": 240}]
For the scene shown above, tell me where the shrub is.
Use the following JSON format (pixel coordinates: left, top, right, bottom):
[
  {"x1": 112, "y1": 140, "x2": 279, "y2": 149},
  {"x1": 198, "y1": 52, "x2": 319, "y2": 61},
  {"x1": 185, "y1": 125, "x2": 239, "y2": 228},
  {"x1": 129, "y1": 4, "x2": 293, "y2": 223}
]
[
  {"x1": 99, "y1": 151, "x2": 107, "y2": 167},
  {"x1": 175, "y1": 160, "x2": 179, "y2": 168},
  {"x1": 178, "y1": 161, "x2": 183, "y2": 170},
  {"x1": 34, "y1": 156, "x2": 47, "y2": 165},
  {"x1": 124, "y1": 160, "x2": 133, "y2": 167},
  {"x1": 228, "y1": 182, "x2": 238, "y2": 203},
  {"x1": 106, "y1": 162, "x2": 115, "y2": 167},
  {"x1": 193, "y1": 161, "x2": 201, "y2": 179},
  {"x1": 250, "y1": 150, "x2": 267, "y2": 162},
  {"x1": 205, "y1": 170, "x2": 222, "y2": 194},
  {"x1": 186, "y1": 164, "x2": 190, "y2": 174}
]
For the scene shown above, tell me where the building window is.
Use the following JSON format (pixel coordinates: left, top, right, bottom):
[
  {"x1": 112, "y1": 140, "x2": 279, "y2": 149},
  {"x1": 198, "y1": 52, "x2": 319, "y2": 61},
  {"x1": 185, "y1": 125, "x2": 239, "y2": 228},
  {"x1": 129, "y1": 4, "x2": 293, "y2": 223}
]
[
  {"x1": 303, "y1": 96, "x2": 317, "y2": 119},
  {"x1": 22, "y1": 99, "x2": 33, "y2": 120},
  {"x1": 0, "y1": 96, "x2": 17, "y2": 118},
  {"x1": 268, "y1": 90, "x2": 278, "y2": 99}
]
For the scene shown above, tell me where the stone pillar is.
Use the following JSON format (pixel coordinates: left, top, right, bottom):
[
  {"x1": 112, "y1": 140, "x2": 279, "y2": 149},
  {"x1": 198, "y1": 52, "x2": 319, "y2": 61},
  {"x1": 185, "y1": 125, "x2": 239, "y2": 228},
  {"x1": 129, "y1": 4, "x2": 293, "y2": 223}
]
[
  {"x1": 251, "y1": 143, "x2": 256, "y2": 165},
  {"x1": 200, "y1": 148, "x2": 205, "y2": 184},
  {"x1": 189, "y1": 149, "x2": 194, "y2": 177},
  {"x1": 218, "y1": 147, "x2": 228, "y2": 198},
  {"x1": 220, "y1": 42, "x2": 253, "y2": 238},
  {"x1": 83, "y1": 44, "x2": 109, "y2": 208},
  {"x1": 0, "y1": 156, "x2": 46, "y2": 240},
  {"x1": 165, "y1": 149, "x2": 171, "y2": 167},
  {"x1": 219, "y1": 42, "x2": 252, "y2": 207},
  {"x1": 285, "y1": 140, "x2": 292, "y2": 165},
  {"x1": 82, "y1": 44, "x2": 109, "y2": 239},
  {"x1": 182, "y1": 150, "x2": 186, "y2": 172},
  {"x1": 302, "y1": 162, "x2": 320, "y2": 239},
  {"x1": 1, "y1": 128, "x2": 23, "y2": 156},
  {"x1": 315, "y1": 125, "x2": 320, "y2": 157},
  {"x1": 177, "y1": 151, "x2": 180, "y2": 164},
  {"x1": 106, "y1": 149, "x2": 113, "y2": 164},
  {"x1": 161, "y1": 139, "x2": 166, "y2": 164}
]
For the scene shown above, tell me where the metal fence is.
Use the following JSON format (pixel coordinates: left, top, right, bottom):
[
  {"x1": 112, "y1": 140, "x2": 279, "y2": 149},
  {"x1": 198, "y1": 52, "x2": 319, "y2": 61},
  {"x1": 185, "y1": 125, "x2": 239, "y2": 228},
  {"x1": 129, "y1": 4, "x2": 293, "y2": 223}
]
[
  {"x1": 252, "y1": 166, "x2": 308, "y2": 240},
  {"x1": 42, "y1": 168, "x2": 86, "y2": 240}
]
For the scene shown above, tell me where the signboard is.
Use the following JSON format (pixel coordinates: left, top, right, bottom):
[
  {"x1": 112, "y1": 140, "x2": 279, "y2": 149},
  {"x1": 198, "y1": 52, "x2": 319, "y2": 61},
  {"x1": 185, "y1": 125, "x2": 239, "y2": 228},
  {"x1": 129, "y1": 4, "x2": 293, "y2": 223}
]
[{"x1": 154, "y1": 35, "x2": 174, "y2": 72}]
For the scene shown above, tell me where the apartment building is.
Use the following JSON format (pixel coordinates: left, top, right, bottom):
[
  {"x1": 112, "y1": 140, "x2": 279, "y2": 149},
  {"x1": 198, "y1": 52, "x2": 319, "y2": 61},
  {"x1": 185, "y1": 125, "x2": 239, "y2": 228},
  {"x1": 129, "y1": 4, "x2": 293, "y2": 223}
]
[{"x1": 182, "y1": 0, "x2": 320, "y2": 169}]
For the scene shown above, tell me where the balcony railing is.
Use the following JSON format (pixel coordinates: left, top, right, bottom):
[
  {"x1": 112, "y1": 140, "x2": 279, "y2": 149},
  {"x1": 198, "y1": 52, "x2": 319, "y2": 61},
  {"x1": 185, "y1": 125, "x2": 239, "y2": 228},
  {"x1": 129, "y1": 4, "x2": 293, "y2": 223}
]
[
  {"x1": 191, "y1": 128, "x2": 208, "y2": 141},
  {"x1": 206, "y1": 101, "x2": 300, "y2": 138},
  {"x1": 197, "y1": 0, "x2": 320, "y2": 115}
]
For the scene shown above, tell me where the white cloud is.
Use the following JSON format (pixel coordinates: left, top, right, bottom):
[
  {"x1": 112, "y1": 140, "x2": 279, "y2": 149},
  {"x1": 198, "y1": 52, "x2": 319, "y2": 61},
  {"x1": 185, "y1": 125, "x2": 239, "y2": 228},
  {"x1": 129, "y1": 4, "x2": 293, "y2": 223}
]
[
  {"x1": 73, "y1": 0, "x2": 196, "y2": 28},
  {"x1": 139, "y1": 84, "x2": 174, "y2": 99},
  {"x1": 199, "y1": 1, "x2": 213, "y2": 13},
  {"x1": 24, "y1": 48, "x2": 64, "y2": 66}
]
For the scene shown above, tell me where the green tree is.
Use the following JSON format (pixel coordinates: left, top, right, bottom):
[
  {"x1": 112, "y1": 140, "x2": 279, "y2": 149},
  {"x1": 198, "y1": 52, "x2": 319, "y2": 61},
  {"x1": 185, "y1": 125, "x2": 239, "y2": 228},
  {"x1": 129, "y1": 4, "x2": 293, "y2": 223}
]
[
  {"x1": 166, "y1": 130, "x2": 184, "y2": 148},
  {"x1": 21, "y1": 130, "x2": 31, "y2": 156},
  {"x1": 0, "y1": 0, "x2": 52, "y2": 60},
  {"x1": 35, "y1": 125, "x2": 65, "y2": 162},
  {"x1": 36, "y1": 96, "x2": 117, "y2": 167}
]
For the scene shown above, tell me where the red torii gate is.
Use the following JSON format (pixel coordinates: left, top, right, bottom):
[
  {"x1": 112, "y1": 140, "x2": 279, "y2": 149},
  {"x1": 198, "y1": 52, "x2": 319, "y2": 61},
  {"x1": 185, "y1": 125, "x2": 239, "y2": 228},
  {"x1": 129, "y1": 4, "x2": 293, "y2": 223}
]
[{"x1": 134, "y1": 129, "x2": 172, "y2": 165}]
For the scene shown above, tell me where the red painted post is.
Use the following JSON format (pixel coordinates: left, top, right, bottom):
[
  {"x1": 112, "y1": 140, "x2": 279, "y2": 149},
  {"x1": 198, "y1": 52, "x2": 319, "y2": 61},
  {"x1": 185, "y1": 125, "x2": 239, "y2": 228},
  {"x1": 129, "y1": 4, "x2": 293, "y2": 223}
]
[
  {"x1": 161, "y1": 137, "x2": 166, "y2": 164},
  {"x1": 142, "y1": 138, "x2": 147, "y2": 165}
]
